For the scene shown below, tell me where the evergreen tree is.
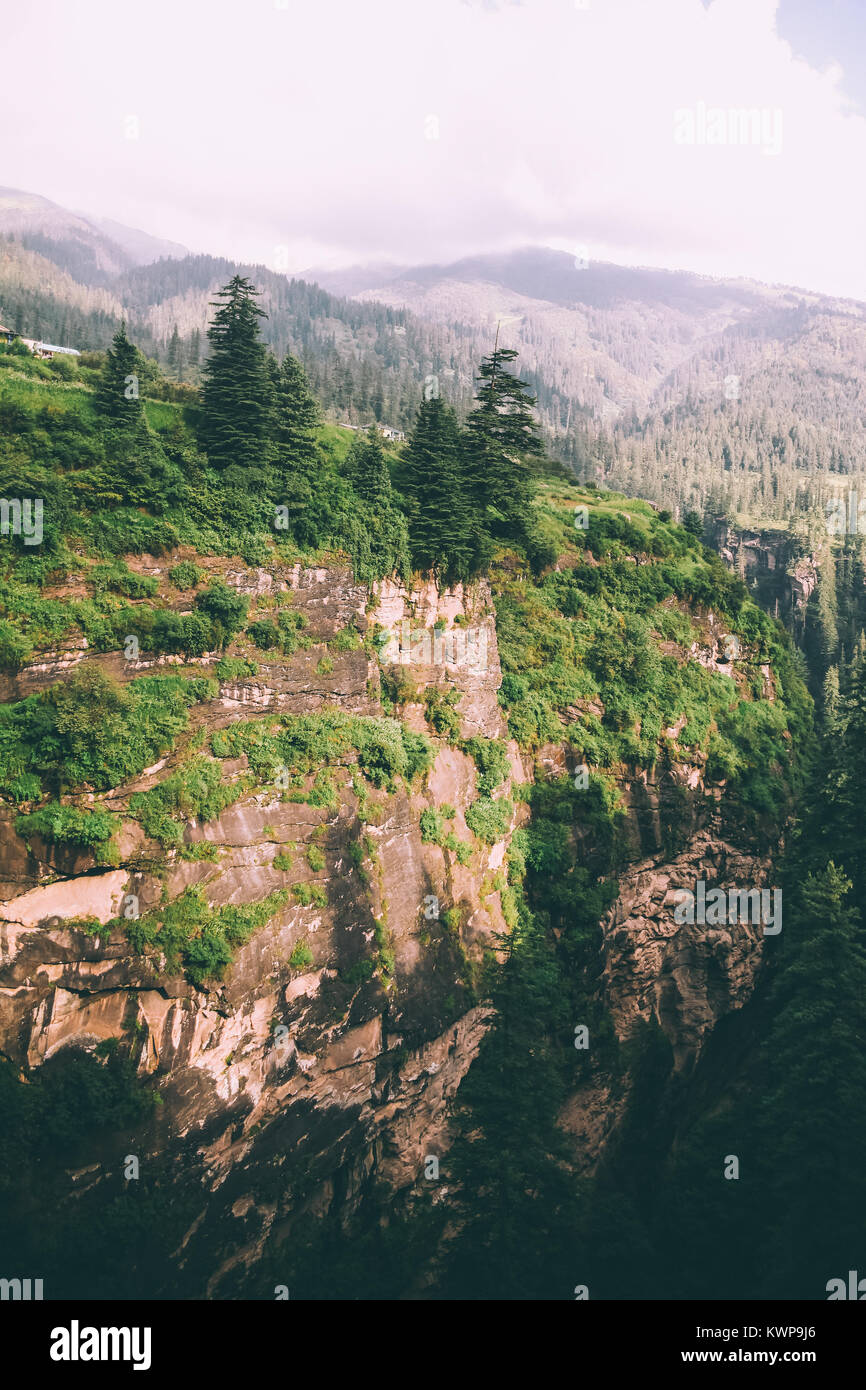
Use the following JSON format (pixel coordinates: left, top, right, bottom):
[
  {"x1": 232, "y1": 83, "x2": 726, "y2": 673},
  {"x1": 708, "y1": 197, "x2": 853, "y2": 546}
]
[
  {"x1": 344, "y1": 427, "x2": 410, "y2": 580},
  {"x1": 804, "y1": 550, "x2": 838, "y2": 693},
  {"x1": 436, "y1": 912, "x2": 584, "y2": 1299},
  {"x1": 822, "y1": 664, "x2": 840, "y2": 732},
  {"x1": 200, "y1": 276, "x2": 272, "y2": 476},
  {"x1": 188, "y1": 328, "x2": 201, "y2": 368},
  {"x1": 167, "y1": 323, "x2": 184, "y2": 381},
  {"x1": 757, "y1": 863, "x2": 866, "y2": 1296},
  {"x1": 95, "y1": 323, "x2": 144, "y2": 426},
  {"x1": 345, "y1": 426, "x2": 392, "y2": 508},
  {"x1": 402, "y1": 395, "x2": 476, "y2": 581},
  {"x1": 461, "y1": 339, "x2": 543, "y2": 543},
  {"x1": 270, "y1": 352, "x2": 320, "y2": 520},
  {"x1": 813, "y1": 660, "x2": 866, "y2": 903}
]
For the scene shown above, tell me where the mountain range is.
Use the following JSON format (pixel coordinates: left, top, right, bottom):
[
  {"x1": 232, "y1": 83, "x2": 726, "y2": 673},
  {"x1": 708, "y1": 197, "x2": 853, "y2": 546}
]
[{"x1": 4, "y1": 186, "x2": 866, "y2": 520}]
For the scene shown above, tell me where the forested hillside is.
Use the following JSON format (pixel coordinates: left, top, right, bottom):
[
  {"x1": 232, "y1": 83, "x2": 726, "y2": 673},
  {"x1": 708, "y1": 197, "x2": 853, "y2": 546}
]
[
  {"x1": 6, "y1": 193, "x2": 866, "y2": 534},
  {"x1": 0, "y1": 271, "x2": 864, "y2": 1301}
]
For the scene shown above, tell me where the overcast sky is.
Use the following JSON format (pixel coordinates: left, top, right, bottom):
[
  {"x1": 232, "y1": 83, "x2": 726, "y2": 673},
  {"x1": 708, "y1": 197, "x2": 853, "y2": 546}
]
[{"x1": 2, "y1": 0, "x2": 865, "y2": 298}]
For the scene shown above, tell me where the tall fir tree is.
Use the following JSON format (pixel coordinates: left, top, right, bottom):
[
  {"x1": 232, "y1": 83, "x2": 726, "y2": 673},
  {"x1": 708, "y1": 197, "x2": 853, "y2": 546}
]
[
  {"x1": 167, "y1": 323, "x2": 184, "y2": 381},
  {"x1": 757, "y1": 863, "x2": 866, "y2": 1296},
  {"x1": 804, "y1": 550, "x2": 839, "y2": 696},
  {"x1": 461, "y1": 338, "x2": 543, "y2": 541},
  {"x1": 806, "y1": 655, "x2": 866, "y2": 923},
  {"x1": 436, "y1": 912, "x2": 584, "y2": 1299},
  {"x1": 200, "y1": 276, "x2": 272, "y2": 477},
  {"x1": 402, "y1": 394, "x2": 476, "y2": 581},
  {"x1": 822, "y1": 664, "x2": 840, "y2": 732},
  {"x1": 345, "y1": 426, "x2": 392, "y2": 508},
  {"x1": 270, "y1": 352, "x2": 320, "y2": 519},
  {"x1": 95, "y1": 322, "x2": 144, "y2": 426},
  {"x1": 344, "y1": 427, "x2": 410, "y2": 580}
]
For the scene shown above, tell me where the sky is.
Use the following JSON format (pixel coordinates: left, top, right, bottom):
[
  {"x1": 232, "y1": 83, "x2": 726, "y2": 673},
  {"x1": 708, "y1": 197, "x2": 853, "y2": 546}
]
[{"x1": 1, "y1": 0, "x2": 865, "y2": 298}]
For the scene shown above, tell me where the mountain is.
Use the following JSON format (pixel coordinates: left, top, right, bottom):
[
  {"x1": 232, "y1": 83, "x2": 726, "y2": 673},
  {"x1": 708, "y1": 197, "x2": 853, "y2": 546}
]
[
  {"x1": 6, "y1": 190, "x2": 866, "y2": 529},
  {"x1": 0, "y1": 346, "x2": 822, "y2": 1294},
  {"x1": 0, "y1": 186, "x2": 134, "y2": 285},
  {"x1": 311, "y1": 246, "x2": 866, "y2": 520},
  {"x1": 309, "y1": 244, "x2": 865, "y2": 419},
  {"x1": 0, "y1": 188, "x2": 188, "y2": 292},
  {"x1": 0, "y1": 192, "x2": 483, "y2": 428},
  {"x1": 80, "y1": 214, "x2": 188, "y2": 266},
  {"x1": 0, "y1": 242, "x2": 863, "y2": 1305}
]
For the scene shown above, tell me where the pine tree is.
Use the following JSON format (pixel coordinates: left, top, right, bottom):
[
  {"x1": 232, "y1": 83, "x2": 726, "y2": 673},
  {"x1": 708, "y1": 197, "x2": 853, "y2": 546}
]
[
  {"x1": 345, "y1": 426, "x2": 392, "y2": 508},
  {"x1": 270, "y1": 352, "x2": 320, "y2": 517},
  {"x1": 757, "y1": 863, "x2": 866, "y2": 1296},
  {"x1": 167, "y1": 323, "x2": 184, "y2": 381},
  {"x1": 436, "y1": 912, "x2": 584, "y2": 1299},
  {"x1": 461, "y1": 337, "x2": 543, "y2": 542},
  {"x1": 813, "y1": 657, "x2": 866, "y2": 906},
  {"x1": 343, "y1": 428, "x2": 410, "y2": 580},
  {"x1": 804, "y1": 550, "x2": 838, "y2": 691},
  {"x1": 200, "y1": 276, "x2": 272, "y2": 475},
  {"x1": 95, "y1": 323, "x2": 144, "y2": 426},
  {"x1": 402, "y1": 394, "x2": 475, "y2": 581},
  {"x1": 822, "y1": 665, "x2": 840, "y2": 732},
  {"x1": 188, "y1": 328, "x2": 200, "y2": 368}
]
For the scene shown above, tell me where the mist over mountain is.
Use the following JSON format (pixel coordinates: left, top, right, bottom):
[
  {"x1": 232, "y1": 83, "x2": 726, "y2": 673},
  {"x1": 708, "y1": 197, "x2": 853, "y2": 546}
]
[{"x1": 82, "y1": 214, "x2": 188, "y2": 267}]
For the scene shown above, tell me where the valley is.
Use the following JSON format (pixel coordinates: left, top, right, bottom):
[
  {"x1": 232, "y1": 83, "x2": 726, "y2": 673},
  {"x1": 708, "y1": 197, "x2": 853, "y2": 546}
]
[{"x1": 0, "y1": 193, "x2": 864, "y2": 1302}]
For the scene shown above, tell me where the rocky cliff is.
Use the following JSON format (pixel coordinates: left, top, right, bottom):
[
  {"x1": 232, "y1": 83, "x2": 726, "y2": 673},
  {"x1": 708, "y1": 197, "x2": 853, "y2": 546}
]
[
  {"x1": 710, "y1": 517, "x2": 819, "y2": 631},
  {"x1": 0, "y1": 502, "x2": 800, "y2": 1297},
  {"x1": 0, "y1": 556, "x2": 517, "y2": 1293}
]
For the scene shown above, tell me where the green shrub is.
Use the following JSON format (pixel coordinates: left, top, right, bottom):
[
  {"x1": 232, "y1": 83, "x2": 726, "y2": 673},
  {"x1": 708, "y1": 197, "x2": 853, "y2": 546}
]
[
  {"x1": 0, "y1": 620, "x2": 34, "y2": 673},
  {"x1": 420, "y1": 808, "x2": 444, "y2": 843},
  {"x1": 289, "y1": 942, "x2": 314, "y2": 970},
  {"x1": 168, "y1": 560, "x2": 204, "y2": 590},
  {"x1": 130, "y1": 757, "x2": 245, "y2": 847},
  {"x1": 466, "y1": 796, "x2": 513, "y2": 845},
  {"x1": 463, "y1": 738, "x2": 510, "y2": 795},
  {"x1": 424, "y1": 687, "x2": 461, "y2": 740},
  {"x1": 124, "y1": 885, "x2": 288, "y2": 987},
  {"x1": 379, "y1": 664, "x2": 418, "y2": 709},
  {"x1": 294, "y1": 883, "x2": 327, "y2": 907},
  {"x1": 307, "y1": 845, "x2": 325, "y2": 872},
  {"x1": 330, "y1": 622, "x2": 361, "y2": 652},
  {"x1": 441, "y1": 906, "x2": 463, "y2": 934},
  {"x1": 88, "y1": 561, "x2": 159, "y2": 599},
  {"x1": 342, "y1": 956, "x2": 376, "y2": 986},
  {"x1": 0, "y1": 668, "x2": 216, "y2": 800},
  {"x1": 16, "y1": 802, "x2": 119, "y2": 864},
  {"x1": 215, "y1": 656, "x2": 258, "y2": 680},
  {"x1": 247, "y1": 619, "x2": 279, "y2": 650},
  {"x1": 194, "y1": 582, "x2": 248, "y2": 648}
]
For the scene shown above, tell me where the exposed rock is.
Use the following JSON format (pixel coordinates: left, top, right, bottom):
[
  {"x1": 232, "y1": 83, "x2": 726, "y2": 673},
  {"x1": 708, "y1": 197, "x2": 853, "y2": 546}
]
[{"x1": 600, "y1": 831, "x2": 773, "y2": 1070}]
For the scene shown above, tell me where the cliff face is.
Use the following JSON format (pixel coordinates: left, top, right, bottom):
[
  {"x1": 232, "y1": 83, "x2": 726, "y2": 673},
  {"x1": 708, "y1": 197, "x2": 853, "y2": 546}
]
[
  {"x1": 710, "y1": 518, "x2": 819, "y2": 630},
  {"x1": 0, "y1": 558, "x2": 513, "y2": 1292},
  {"x1": 0, "y1": 552, "x2": 781, "y2": 1296}
]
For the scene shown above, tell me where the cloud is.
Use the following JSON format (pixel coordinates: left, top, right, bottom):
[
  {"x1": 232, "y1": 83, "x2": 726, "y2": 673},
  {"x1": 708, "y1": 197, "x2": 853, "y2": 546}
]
[{"x1": 1, "y1": 0, "x2": 864, "y2": 297}]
